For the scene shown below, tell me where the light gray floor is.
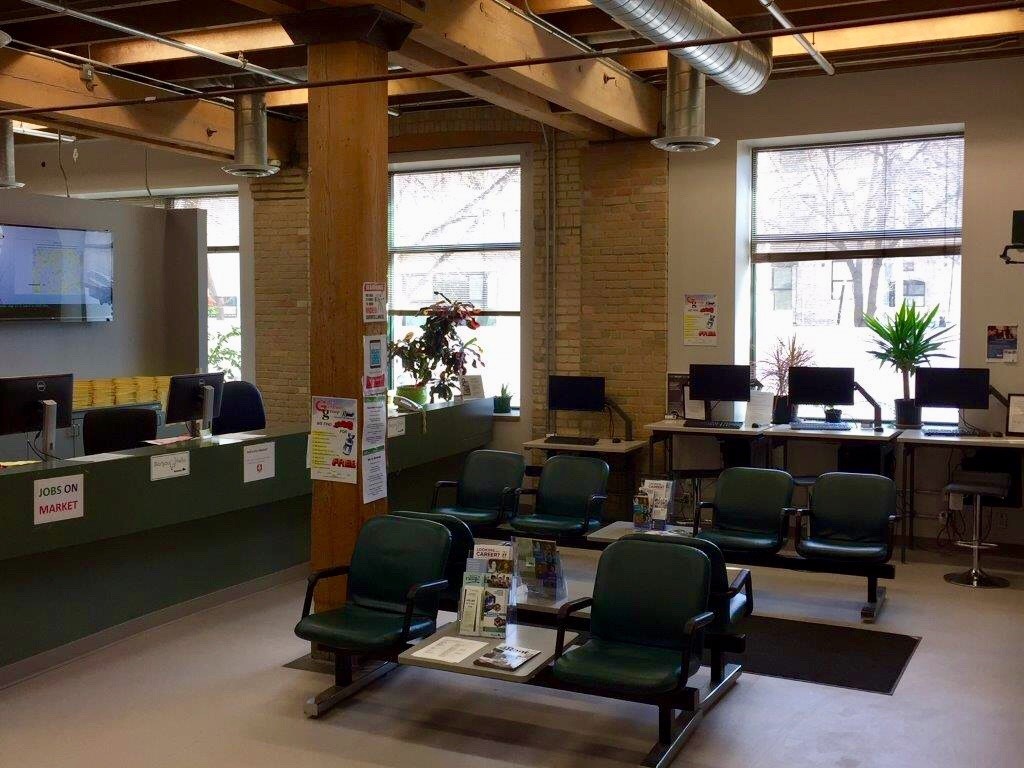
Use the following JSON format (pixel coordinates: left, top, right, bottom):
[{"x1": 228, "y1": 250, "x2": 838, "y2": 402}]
[{"x1": 2, "y1": 549, "x2": 1023, "y2": 768}]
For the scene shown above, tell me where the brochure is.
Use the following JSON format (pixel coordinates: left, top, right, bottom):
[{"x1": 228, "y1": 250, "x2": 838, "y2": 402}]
[
  {"x1": 642, "y1": 478, "x2": 676, "y2": 528},
  {"x1": 473, "y1": 644, "x2": 541, "y2": 671},
  {"x1": 412, "y1": 636, "x2": 488, "y2": 664}
]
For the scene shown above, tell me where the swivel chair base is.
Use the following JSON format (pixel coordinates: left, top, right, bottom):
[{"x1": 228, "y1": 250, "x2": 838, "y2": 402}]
[{"x1": 944, "y1": 569, "x2": 1009, "y2": 589}]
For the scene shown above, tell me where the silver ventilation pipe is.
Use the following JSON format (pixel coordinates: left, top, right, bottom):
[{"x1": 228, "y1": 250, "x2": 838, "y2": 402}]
[
  {"x1": 0, "y1": 119, "x2": 25, "y2": 189},
  {"x1": 652, "y1": 57, "x2": 718, "y2": 152},
  {"x1": 222, "y1": 93, "x2": 279, "y2": 178},
  {"x1": 588, "y1": 0, "x2": 772, "y2": 96}
]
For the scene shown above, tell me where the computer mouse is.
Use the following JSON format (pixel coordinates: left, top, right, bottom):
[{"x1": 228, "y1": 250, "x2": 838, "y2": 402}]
[
  {"x1": 992, "y1": 431, "x2": 1003, "y2": 438},
  {"x1": 750, "y1": 423, "x2": 761, "y2": 428},
  {"x1": 612, "y1": 437, "x2": 622, "y2": 443}
]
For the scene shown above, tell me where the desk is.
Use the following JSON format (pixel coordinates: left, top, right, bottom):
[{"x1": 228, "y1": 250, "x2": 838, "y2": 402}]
[
  {"x1": 765, "y1": 424, "x2": 901, "y2": 478},
  {"x1": 898, "y1": 430, "x2": 1024, "y2": 562}
]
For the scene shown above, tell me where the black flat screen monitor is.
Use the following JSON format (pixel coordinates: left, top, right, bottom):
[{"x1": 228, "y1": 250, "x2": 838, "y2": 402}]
[
  {"x1": 688, "y1": 364, "x2": 751, "y2": 402},
  {"x1": 789, "y1": 366, "x2": 856, "y2": 406},
  {"x1": 915, "y1": 367, "x2": 990, "y2": 410},
  {"x1": 548, "y1": 375, "x2": 605, "y2": 412},
  {"x1": 0, "y1": 373, "x2": 73, "y2": 435},
  {"x1": 165, "y1": 372, "x2": 225, "y2": 424}
]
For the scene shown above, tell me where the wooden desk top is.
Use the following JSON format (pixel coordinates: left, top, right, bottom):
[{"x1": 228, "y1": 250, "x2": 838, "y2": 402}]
[
  {"x1": 644, "y1": 420, "x2": 767, "y2": 437},
  {"x1": 897, "y1": 429, "x2": 1024, "y2": 449},
  {"x1": 765, "y1": 424, "x2": 902, "y2": 443},
  {"x1": 523, "y1": 437, "x2": 646, "y2": 454}
]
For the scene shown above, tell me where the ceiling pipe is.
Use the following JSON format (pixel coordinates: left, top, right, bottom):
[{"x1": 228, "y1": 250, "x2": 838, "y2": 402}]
[
  {"x1": 758, "y1": 0, "x2": 835, "y2": 75},
  {"x1": 0, "y1": 119, "x2": 26, "y2": 189},
  {"x1": 652, "y1": 57, "x2": 718, "y2": 152},
  {"x1": 222, "y1": 92, "x2": 279, "y2": 178},
  {"x1": 16, "y1": 0, "x2": 302, "y2": 86},
  {"x1": 586, "y1": 0, "x2": 772, "y2": 95},
  {"x1": 0, "y1": 0, "x2": 1019, "y2": 119}
]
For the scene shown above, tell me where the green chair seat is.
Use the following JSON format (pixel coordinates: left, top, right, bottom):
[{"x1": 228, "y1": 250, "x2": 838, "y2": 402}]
[
  {"x1": 697, "y1": 529, "x2": 782, "y2": 554},
  {"x1": 434, "y1": 505, "x2": 500, "y2": 526},
  {"x1": 796, "y1": 538, "x2": 889, "y2": 563},
  {"x1": 510, "y1": 514, "x2": 601, "y2": 535},
  {"x1": 295, "y1": 604, "x2": 435, "y2": 651},
  {"x1": 553, "y1": 638, "x2": 698, "y2": 695}
]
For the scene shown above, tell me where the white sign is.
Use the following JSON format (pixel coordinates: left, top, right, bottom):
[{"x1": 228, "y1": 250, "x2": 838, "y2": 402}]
[
  {"x1": 310, "y1": 396, "x2": 358, "y2": 483},
  {"x1": 411, "y1": 636, "x2": 488, "y2": 664},
  {"x1": 362, "y1": 395, "x2": 387, "y2": 450},
  {"x1": 361, "y1": 446, "x2": 388, "y2": 503},
  {"x1": 33, "y1": 474, "x2": 84, "y2": 526},
  {"x1": 460, "y1": 374, "x2": 486, "y2": 399},
  {"x1": 387, "y1": 416, "x2": 406, "y2": 438},
  {"x1": 363, "y1": 334, "x2": 387, "y2": 394},
  {"x1": 362, "y1": 281, "x2": 387, "y2": 323},
  {"x1": 151, "y1": 452, "x2": 190, "y2": 481},
  {"x1": 243, "y1": 442, "x2": 276, "y2": 483},
  {"x1": 683, "y1": 293, "x2": 718, "y2": 346}
]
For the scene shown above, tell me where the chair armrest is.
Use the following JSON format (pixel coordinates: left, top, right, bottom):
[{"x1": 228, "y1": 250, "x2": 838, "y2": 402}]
[
  {"x1": 401, "y1": 578, "x2": 449, "y2": 641},
  {"x1": 678, "y1": 610, "x2": 716, "y2": 684},
  {"x1": 726, "y1": 568, "x2": 752, "y2": 599},
  {"x1": 554, "y1": 597, "x2": 593, "y2": 659},
  {"x1": 512, "y1": 487, "x2": 538, "y2": 521},
  {"x1": 697, "y1": 501, "x2": 716, "y2": 510},
  {"x1": 585, "y1": 494, "x2": 607, "y2": 523},
  {"x1": 301, "y1": 564, "x2": 350, "y2": 618},
  {"x1": 431, "y1": 480, "x2": 458, "y2": 510},
  {"x1": 683, "y1": 610, "x2": 716, "y2": 636},
  {"x1": 497, "y1": 486, "x2": 518, "y2": 521}
]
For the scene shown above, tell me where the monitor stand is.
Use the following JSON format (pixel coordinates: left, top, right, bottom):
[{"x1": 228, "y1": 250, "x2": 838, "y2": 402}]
[
  {"x1": 40, "y1": 399, "x2": 57, "y2": 457},
  {"x1": 188, "y1": 385, "x2": 217, "y2": 440}
]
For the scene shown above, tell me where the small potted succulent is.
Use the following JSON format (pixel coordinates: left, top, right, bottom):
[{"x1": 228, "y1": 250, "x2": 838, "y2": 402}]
[
  {"x1": 759, "y1": 336, "x2": 814, "y2": 424},
  {"x1": 493, "y1": 383, "x2": 513, "y2": 414},
  {"x1": 388, "y1": 292, "x2": 484, "y2": 404},
  {"x1": 864, "y1": 302, "x2": 954, "y2": 428}
]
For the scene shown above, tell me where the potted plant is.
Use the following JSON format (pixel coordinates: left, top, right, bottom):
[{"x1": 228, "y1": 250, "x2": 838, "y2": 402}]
[
  {"x1": 864, "y1": 302, "x2": 954, "y2": 428},
  {"x1": 493, "y1": 383, "x2": 513, "y2": 414},
  {"x1": 759, "y1": 336, "x2": 814, "y2": 424},
  {"x1": 388, "y1": 292, "x2": 484, "y2": 404}
]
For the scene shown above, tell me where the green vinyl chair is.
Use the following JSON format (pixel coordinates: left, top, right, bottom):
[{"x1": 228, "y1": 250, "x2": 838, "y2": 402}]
[
  {"x1": 294, "y1": 515, "x2": 450, "y2": 718},
  {"x1": 431, "y1": 449, "x2": 526, "y2": 528},
  {"x1": 794, "y1": 472, "x2": 897, "y2": 564},
  {"x1": 695, "y1": 466, "x2": 794, "y2": 555},
  {"x1": 389, "y1": 509, "x2": 474, "y2": 610},
  {"x1": 509, "y1": 455, "x2": 609, "y2": 538},
  {"x1": 550, "y1": 539, "x2": 722, "y2": 758}
]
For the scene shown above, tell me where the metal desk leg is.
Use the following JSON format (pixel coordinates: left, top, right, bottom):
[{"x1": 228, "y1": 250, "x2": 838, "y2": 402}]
[{"x1": 648, "y1": 435, "x2": 657, "y2": 476}]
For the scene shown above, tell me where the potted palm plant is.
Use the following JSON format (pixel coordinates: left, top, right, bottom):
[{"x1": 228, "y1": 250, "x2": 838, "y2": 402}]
[
  {"x1": 864, "y1": 302, "x2": 954, "y2": 428},
  {"x1": 388, "y1": 292, "x2": 484, "y2": 404},
  {"x1": 493, "y1": 383, "x2": 513, "y2": 414},
  {"x1": 759, "y1": 336, "x2": 814, "y2": 424}
]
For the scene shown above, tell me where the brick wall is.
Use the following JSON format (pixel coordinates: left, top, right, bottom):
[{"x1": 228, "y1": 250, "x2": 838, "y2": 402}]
[{"x1": 251, "y1": 108, "x2": 668, "y2": 443}]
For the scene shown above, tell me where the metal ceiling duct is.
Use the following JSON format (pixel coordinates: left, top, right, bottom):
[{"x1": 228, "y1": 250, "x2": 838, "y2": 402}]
[
  {"x1": 588, "y1": 0, "x2": 772, "y2": 96},
  {"x1": 651, "y1": 57, "x2": 719, "y2": 152},
  {"x1": 222, "y1": 93, "x2": 279, "y2": 178},
  {"x1": 0, "y1": 119, "x2": 25, "y2": 189}
]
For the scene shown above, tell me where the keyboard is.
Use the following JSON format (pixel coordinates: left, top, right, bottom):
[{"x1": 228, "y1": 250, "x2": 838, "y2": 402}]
[
  {"x1": 544, "y1": 435, "x2": 599, "y2": 446},
  {"x1": 922, "y1": 426, "x2": 985, "y2": 437},
  {"x1": 789, "y1": 420, "x2": 853, "y2": 432},
  {"x1": 683, "y1": 419, "x2": 743, "y2": 430}
]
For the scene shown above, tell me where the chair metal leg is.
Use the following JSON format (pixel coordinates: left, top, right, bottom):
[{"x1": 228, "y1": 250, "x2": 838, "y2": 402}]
[
  {"x1": 945, "y1": 494, "x2": 1009, "y2": 589},
  {"x1": 861, "y1": 577, "x2": 886, "y2": 623},
  {"x1": 643, "y1": 708, "x2": 703, "y2": 768},
  {"x1": 303, "y1": 660, "x2": 398, "y2": 718}
]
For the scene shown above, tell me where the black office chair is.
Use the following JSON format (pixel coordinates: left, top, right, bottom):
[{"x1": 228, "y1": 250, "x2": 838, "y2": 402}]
[
  {"x1": 212, "y1": 380, "x2": 267, "y2": 435},
  {"x1": 82, "y1": 407, "x2": 158, "y2": 455}
]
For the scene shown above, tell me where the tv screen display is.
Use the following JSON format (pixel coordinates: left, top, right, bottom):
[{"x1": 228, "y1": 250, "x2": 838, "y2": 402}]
[{"x1": 0, "y1": 224, "x2": 113, "y2": 321}]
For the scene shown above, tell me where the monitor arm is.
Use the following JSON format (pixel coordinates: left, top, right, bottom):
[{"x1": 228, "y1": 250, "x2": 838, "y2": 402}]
[
  {"x1": 853, "y1": 382, "x2": 884, "y2": 432},
  {"x1": 1000, "y1": 244, "x2": 1024, "y2": 265},
  {"x1": 990, "y1": 385, "x2": 1009, "y2": 409},
  {"x1": 40, "y1": 399, "x2": 57, "y2": 456},
  {"x1": 605, "y1": 397, "x2": 633, "y2": 441}
]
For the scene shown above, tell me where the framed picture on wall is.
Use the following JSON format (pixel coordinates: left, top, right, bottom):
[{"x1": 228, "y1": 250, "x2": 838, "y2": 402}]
[{"x1": 1007, "y1": 394, "x2": 1024, "y2": 437}]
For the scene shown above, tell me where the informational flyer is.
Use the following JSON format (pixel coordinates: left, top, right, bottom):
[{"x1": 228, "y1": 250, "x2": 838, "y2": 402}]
[
  {"x1": 362, "y1": 395, "x2": 387, "y2": 450},
  {"x1": 310, "y1": 396, "x2": 358, "y2": 483},
  {"x1": 243, "y1": 442, "x2": 275, "y2": 483},
  {"x1": 363, "y1": 334, "x2": 387, "y2": 394},
  {"x1": 987, "y1": 324, "x2": 1018, "y2": 363},
  {"x1": 33, "y1": 474, "x2": 84, "y2": 526},
  {"x1": 387, "y1": 415, "x2": 406, "y2": 438},
  {"x1": 683, "y1": 293, "x2": 718, "y2": 346},
  {"x1": 150, "y1": 452, "x2": 190, "y2": 481},
  {"x1": 361, "y1": 446, "x2": 387, "y2": 503},
  {"x1": 459, "y1": 374, "x2": 485, "y2": 399},
  {"x1": 362, "y1": 281, "x2": 387, "y2": 323}
]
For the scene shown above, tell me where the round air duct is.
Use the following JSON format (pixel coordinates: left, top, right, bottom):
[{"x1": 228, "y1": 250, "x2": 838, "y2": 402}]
[
  {"x1": 0, "y1": 119, "x2": 26, "y2": 189},
  {"x1": 652, "y1": 58, "x2": 719, "y2": 153},
  {"x1": 222, "y1": 92, "x2": 280, "y2": 178}
]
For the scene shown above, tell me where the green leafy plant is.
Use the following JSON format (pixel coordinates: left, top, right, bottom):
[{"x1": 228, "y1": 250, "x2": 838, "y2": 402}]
[
  {"x1": 864, "y1": 302, "x2": 954, "y2": 399},
  {"x1": 208, "y1": 326, "x2": 241, "y2": 381},
  {"x1": 759, "y1": 336, "x2": 814, "y2": 396},
  {"x1": 499, "y1": 383, "x2": 513, "y2": 400},
  {"x1": 388, "y1": 292, "x2": 484, "y2": 402}
]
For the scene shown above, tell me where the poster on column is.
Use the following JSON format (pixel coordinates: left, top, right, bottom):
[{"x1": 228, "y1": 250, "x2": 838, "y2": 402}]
[
  {"x1": 987, "y1": 325, "x2": 1018, "y2": 363},
  {"x1": 683, "y1": 293, "x2": 718, "y2": 346},
  {"x1": 362, "y1": 281, "x2": 387, "y2": 323},
  {"x1": 362, "y1": 447, "x2": 387, "y2": 503},
  {"x1": 309, "y1": 396, "x2": 358, "y2": 483},
  {"x1": 363, "y1": 334, "x2": 387, "y2": 394},
  {"x1": 362, "y1": 395, "x2": 387, "y2": 450}
]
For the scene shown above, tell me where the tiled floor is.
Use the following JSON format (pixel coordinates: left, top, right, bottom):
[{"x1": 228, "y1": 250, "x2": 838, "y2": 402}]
[{"x1": 2, "y1": 549, "x2": 1023, "y2": 768}]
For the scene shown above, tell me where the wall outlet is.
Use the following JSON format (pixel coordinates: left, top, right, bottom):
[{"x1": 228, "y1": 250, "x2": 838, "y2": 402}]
[
  {"x1": 949, "y1": 493, "x2": 964, "y2": 512},
  {"x1": 995, "y1": 510, "x2": 1009, "y2": 529}
]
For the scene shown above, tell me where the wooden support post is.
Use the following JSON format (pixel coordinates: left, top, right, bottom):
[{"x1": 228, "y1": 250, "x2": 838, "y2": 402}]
[{"x1": 307, "y1": 38, "x2": 390, "y2": 612}]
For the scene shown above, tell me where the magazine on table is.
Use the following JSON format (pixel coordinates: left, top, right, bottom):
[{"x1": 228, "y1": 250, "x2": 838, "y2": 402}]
[{"x1": 473, "y1": 644, "x2": 541, "y2": 671}]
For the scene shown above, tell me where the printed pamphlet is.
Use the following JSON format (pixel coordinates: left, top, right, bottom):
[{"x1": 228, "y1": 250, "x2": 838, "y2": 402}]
[{"x1": 473, "y1": 645, "x2": 541, "y2": 671}]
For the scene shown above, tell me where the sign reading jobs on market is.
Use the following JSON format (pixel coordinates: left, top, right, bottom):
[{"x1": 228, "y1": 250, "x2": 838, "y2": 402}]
[{"x1": 34, "y1": 474, "x2": 85, "y2": 525}]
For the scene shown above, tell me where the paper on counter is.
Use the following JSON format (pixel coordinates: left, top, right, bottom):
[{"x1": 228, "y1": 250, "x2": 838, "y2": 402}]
[{"x1": 411, "y1": 636, "x2": 488, "y2": 664}]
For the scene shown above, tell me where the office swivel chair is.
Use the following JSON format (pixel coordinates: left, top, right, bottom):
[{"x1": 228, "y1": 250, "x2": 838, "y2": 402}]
[
  {"x1": 211, "y1": 380, "x2": 267, "y2": 435},
  {"x1": 82, "y1": 407, "x2": 158, "y2": 454},
  {"x1": 431, "y1": 449, "x2": 526, "y2": 528}
]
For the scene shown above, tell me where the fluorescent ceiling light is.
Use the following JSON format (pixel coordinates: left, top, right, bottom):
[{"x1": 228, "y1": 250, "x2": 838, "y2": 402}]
[{"x1": 11, "y1": 121, "x2": 76, "y2": 142}]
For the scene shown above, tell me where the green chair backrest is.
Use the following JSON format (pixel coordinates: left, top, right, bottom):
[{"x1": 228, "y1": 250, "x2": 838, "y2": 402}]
[
  {"x1": 590, "y1": 539, "x2": 710, "y2": 651},
  {"x1": 810, "y1": 472, "x2": 896, "y2": 544},
  {"x1": 625, "y1": 534, "x2": 730, "y2": 621},
  {"x1": 536, "y1": 455, "x2": 609, "y2": 520},
  {"x1": 457, "y1": 449, "x2": 526, "y2": 510},
  {"x1": 348, "y1": 516, "x2": 451, "y2": 616},
  {"x1": 388, "y1": 510, "x2": 474, "y2": 595},
  {"x1": 714, "y1": 467, "x2": 794, "y2": 534}
]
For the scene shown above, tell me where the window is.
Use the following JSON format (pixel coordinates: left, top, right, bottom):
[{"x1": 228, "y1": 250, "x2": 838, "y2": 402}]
[
  {"x1": 388, "y1": 164, "x2": 521, "y2": 404},
  {"x1": 170, "y1": 196, "x2": 242, "y2": 380},
  {"x1": 751, "y1": 135, "x2": 964, "y2": 420}
]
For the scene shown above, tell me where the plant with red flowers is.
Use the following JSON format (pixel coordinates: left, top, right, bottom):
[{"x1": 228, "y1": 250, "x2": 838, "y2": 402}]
[{"x1": 388, "y1": 292, "x2": 484, "y2": 402}]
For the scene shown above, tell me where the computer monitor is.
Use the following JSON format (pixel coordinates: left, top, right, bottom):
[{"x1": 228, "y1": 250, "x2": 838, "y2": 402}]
[
  {"x1": 915, "y1": 367, "x2": 990, "y2": 410},
  {"x1": 166, "y1": 372, "x2": 226, "y2": 427},
  {"x1": 548, "y1": 375, "x2": 605, "y2": 412},
  {"x1": 688, "y1": 364, "x2": 751, "y2": 402},
  {"x1": 0, "y1": 373, "x2": 73, "y2": 454},
  {"x1": 788, "y1": 367, "x2": 856, "y2": 406}
]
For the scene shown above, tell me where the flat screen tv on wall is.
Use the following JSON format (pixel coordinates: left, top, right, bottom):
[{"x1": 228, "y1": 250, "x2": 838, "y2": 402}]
[{"x1": 0, "y1": 223, "x2": 114, "y2": 322}]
